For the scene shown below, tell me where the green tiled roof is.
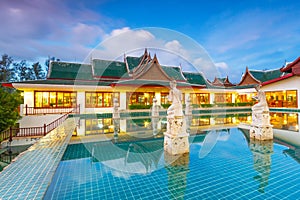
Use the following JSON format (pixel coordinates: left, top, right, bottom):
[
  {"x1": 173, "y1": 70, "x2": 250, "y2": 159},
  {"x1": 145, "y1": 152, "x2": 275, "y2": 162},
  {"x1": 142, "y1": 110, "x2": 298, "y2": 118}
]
[
  {"x1": 162, "y1": 66, "x2": 186, "y2": 81},
  {"x1": 250, "y1": 69, "x2": 283, "y2": 83},
  {"x1": 182, "y1": 72, "x2": 208, "y2": 86},
  {"x1": 126, "y1": 56, "x2": 143, "y2": 71},
  {"x1": 113, "y1": 79, "x2": 193, "y2": 87},
  {"x1": 49, "y1": 62, "x2": 94, "y2": 80},
  {"x1": 13, "y1": 79, "x2": 112, "y2": 86},
  {"x1": 93, "y1": 59, "x2": 129, "y2": 79}
]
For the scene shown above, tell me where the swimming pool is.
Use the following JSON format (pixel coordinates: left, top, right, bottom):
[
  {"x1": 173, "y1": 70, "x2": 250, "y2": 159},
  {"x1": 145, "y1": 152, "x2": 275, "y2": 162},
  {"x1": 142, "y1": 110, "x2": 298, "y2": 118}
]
[{"x1": 44, "y1": 127, "x2": 300, "y2": 199}]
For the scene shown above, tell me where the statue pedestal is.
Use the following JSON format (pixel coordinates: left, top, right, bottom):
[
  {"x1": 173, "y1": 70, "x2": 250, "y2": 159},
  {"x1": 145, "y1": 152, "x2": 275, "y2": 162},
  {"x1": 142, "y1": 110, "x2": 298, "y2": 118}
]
[
  {"x1": 250, "y1": 111, "x2": 273, "y2": 140},
  {"x1": 164, "y1": 116, "x2": 189, "y2": 155}
]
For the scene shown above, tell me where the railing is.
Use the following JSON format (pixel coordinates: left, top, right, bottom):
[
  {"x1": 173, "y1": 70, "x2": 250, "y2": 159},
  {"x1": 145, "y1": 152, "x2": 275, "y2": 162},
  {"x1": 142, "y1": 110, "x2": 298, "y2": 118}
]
[
  {"x1": 0, "y1": 105, "x2": 79, "y2": 143},
  {"x1": 23, "y1": 104, "x2": 80, "y2": 116}
]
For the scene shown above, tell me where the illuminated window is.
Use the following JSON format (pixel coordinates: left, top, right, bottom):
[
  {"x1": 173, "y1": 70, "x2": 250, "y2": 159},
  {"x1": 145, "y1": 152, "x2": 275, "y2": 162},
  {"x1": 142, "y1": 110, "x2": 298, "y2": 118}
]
[
  {"x1": 34, "y1": 91, "x2": 77, "y2": 108},
  {"x1": 85, "y1": 118, "x2": 113, "y2": 135},
  {"x1": 270, "y1": 112, "x2": 299, "y2": 132},
  {"x1": 265, "y1": 90, "x2": 297, "y2": 108},
  {"x1": 161, "y1": 92, "x2": 185, "y2": 105},
  {"x1": 127, "y1": 92, "x2": 155, "y2": 105},
  {"x1": 161, "y1": 93, "x2": 170, "y2": 104},
  {"x1": 192, "y1": 117, "x2": 210, "y2": 126},
  {"x1": 85, "y1": 92, "x2": 119, "y2": 108},
  {"x1": 190, "y1": 93, "x2": 209, "y2": 105},
  {"x1": 214, "y1": 93, "x2": 232, "y2": 103}
]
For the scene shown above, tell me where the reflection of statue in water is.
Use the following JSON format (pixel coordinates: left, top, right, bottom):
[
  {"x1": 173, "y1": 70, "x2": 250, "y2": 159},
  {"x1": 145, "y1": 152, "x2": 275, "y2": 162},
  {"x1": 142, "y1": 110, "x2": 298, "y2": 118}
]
[
  {"x1": 112, "y1": 97, "x2": 120, "y2": 140},
  {"x1": 250, "y1": 85, "x2": 273, "y2": 140},
  {"x1": 151, "y1": 98, "x2": 161, "y2": 136},
  {"x1": 185, "y1": 96, "x2": 192, "y2": 134},
  {"x1": 249, "y1": 139, "x2": 273, "y2": 193},
  {"x1": 167, "y1": 80, "x2": 183, "y2": 117},
  {"x1": 165, "y1": 152, "x2": 190, "y2": 200}
]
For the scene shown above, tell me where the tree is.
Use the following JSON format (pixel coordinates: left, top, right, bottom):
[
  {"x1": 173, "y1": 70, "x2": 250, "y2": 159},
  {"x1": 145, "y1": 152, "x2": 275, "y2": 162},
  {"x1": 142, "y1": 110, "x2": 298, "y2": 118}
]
[
  {"x1": 14, "y1": 60, "x2": 36, "y2": 81},
  {"x1": 0, "y1": 54, "x2": 13, "y2": 82},
  {"x1": 0, "y1": 87, "x2": 23, "y2": 132},
  {"x1": 32, "y1": 62, "x2": 45, "y2": 79},
  {"x1": 45, "y1": 56, "x2": 60, "y2": 77}
]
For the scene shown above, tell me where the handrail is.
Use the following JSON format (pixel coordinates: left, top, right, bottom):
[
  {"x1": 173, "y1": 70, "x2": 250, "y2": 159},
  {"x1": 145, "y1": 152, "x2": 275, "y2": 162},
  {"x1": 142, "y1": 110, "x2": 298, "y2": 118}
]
[
  {"x1": 0, "y1": 105, "x2": 79, "y2": 143},
  {"x1": 24, "y1": 104, "x2": 80, "y2": 116}
]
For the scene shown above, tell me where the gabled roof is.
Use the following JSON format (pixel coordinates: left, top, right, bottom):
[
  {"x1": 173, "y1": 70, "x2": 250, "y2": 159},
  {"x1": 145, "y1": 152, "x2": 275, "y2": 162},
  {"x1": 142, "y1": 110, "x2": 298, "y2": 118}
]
[
  {"x1": 93, "y1": 59, "x2": 129, "y2": 79},
  {"x1": 125, "y1": 49, "x2": 150, "y2": 72},
  {"x1": 48, "y1": 61, "x2": 94, "y2": 80},
  {"x1": 238, "y1": 67, "x2": 260, "y2": 86},
  {"x1": 262, "y1": 73, "x2": 294, "y2": 86},
  {"x1": 211, "y1": 76, "x2": 235, "y2": 87},
  {"x1": 182, "y1": 72, "x2": 208, "y2": 86},
  {"x1": 161, "y1": 66, "x2": 186, "y2": 82},
  {"x1": 111, "y1": 79, "x2": 197, "y2": 88},
  {"x1": 280, "y1": 56, "x2": 300, "y2": 75},
  {"x1": 125, "y1": 56, "x2": 144, "y2": 72},
  {"x1": 238, "y1": 67, "x2": 283, "y2": 86},
  {"x1": 250, "y1": 68, "x2": 283, "y2": 83},
  {"x1": 131, "y1": 54, "x2": 173, "y2": 81}
]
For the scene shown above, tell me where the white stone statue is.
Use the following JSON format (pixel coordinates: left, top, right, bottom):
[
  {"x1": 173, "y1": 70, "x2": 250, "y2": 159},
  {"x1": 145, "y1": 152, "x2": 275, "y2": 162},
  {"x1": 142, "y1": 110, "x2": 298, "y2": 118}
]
[
  {"x1": 250, "y1": 85, "x2": 273, "y2": 140},
  {"x1": 151, "y1": 98, "x2": 160, "y2": 117},
  {"x1": 167, "y1": 80, "x2": 183, "y2": 117},
  {"x1": 112, "y1": 97, "x2": 120, "y2": 119},
  {"x1": 164, "y1": 80, "x2": 189, "y2": 155},
  {"x1": 252, "y1": 86, "x2": 269, "y2": 112}
]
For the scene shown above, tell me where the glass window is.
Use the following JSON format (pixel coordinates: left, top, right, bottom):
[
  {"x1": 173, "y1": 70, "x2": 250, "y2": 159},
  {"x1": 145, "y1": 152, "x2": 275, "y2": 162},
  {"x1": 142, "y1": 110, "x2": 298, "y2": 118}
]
[
  {"x1": 190, "y1": 93, "x2": 210, "y2": 105},
  {"x1": 34, "y1": 91, "x2": 77, "y2": 108},
  {"x1": 266, "y1": 90, "x2": 297, "y2": 108},
  {"x1": 214, "y1": 93, "x2": 232, "y2": 103},
  {"x1": 85, "y1": 92, "x2": 119, "y2": 108},
  {"x1": 270, "y1": 112, "x2": 299, "y2": 132},
  {"x1": 85, "y1": 119, "x2": 113, "y2": 135},
  {"x1": 128, "y1": 92, "x2": 155, "y2": 105}
]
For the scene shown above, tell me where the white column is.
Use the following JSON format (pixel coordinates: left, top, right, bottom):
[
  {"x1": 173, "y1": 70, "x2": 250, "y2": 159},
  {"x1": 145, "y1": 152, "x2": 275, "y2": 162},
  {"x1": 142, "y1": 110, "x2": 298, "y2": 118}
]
[
  {"x1": 298, "y1": 89, "x2": 300, "y2": 109},
  {"x1": 120, "y1": 119, "x2": 127, "y2": 132},
  {"x1": 76, "y1": 119, "x2": 86, "y2": 136},
  {"x1": 232, "y1": 93, "x2": 236, "y2": 103},
  {"x1": 24, "y1": 91, "x2": 34, "y2": 107},
  {"x1": 120, "y1": 92, "x2": 127, "y2": 110},
  {"x1": 155, "y1": 92, "x2": 161, "y2": 105},
  {"x1": 210, "y1": 117, "x2": 215, "y2": 125},
  {"x1": 77, "y1": 91, "x2": 85, "y2": 114},
  {"x1": 185, "y1": 93, "x2": 190, "y2": 104},
  {"x1": 210, "y1": 93, "x2": 215, "y2": 104}
]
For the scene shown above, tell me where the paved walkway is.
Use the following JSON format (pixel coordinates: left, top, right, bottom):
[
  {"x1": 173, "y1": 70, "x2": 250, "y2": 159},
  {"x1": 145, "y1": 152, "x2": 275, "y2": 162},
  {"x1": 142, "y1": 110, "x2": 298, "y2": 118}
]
[{"x1": 0, "y1": 118, "x2": 78, "y2": 200}]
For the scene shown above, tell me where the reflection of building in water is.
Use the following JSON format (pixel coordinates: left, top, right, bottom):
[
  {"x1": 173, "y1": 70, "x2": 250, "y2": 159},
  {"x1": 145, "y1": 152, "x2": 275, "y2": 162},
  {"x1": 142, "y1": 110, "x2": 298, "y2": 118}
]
[
  {"x1": 164, "y1": 152, "x2": 190, "y2": 200},
  {"x1": 270, "y1": 112, "x2": 299, "y2": 132},
  {"x1": 91, "y1": 139, "x2": 164, "y2": 175},
  {"x1": 249, "y1": 139, "x2": 273, "y2": 193}
]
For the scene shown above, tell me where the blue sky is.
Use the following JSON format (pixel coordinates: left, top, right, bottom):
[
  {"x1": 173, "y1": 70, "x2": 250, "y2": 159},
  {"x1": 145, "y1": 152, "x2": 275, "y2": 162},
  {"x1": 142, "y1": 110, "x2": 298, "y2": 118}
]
[{"x1": 1, "y1": 0, "x2": 300, "y2": 82}]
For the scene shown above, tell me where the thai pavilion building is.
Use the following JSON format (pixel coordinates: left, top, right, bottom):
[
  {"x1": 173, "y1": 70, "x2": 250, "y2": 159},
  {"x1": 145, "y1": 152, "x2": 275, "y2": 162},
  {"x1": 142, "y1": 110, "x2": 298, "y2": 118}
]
[
  {"x1": 2, "y1": 49, "x2": 300, "y2": 135},
  {"x1": 3, "y1": 49, "x2": 256, "y2": 116},
  {"x1": 2, "y1": 49, "x2": 300, "y2": 134}
]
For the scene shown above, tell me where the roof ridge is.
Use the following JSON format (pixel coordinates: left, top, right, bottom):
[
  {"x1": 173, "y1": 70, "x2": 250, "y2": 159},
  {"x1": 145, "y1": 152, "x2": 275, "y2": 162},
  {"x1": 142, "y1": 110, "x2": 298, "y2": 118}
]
[
  {"x1": 93, "y1": 58, "x2": 124, "y2": 64},
  {"x1": 249, "y1": 68, "x2": 279, "y2": 72},
  {"x1": 52, "y1": 60, "x2": 91, "y2": 65}
]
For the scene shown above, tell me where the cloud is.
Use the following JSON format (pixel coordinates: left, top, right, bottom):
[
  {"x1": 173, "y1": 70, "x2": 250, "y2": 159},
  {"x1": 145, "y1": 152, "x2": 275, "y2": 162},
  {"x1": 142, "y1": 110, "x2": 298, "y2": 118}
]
[
  {"x1": 0, "y1": 0, "x2": 108, "y2": 62},
  {"x1": 215, "y1": 62, "x2": 228, "y2": 70}
]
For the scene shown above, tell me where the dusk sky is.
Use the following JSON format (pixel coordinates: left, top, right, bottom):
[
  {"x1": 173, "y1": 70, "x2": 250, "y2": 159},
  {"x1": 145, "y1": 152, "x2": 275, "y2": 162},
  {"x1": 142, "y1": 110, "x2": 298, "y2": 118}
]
[{"x1": 1, "y1": 0, "x2": 300, "y2": 82}]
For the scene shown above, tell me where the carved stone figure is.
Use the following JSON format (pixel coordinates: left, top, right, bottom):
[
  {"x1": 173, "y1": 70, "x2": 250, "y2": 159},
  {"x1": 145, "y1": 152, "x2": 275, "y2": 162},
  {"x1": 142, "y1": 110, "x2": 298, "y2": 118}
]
[
  {"x1": 250, "y1": 86, "x2": 273, "y2": 140},
  {"x1": 164, "y1": 80, "x2": 189, "y2": 155},
  {"x1": 167, "y1": 80, "x2": 183, "y2": 117}
]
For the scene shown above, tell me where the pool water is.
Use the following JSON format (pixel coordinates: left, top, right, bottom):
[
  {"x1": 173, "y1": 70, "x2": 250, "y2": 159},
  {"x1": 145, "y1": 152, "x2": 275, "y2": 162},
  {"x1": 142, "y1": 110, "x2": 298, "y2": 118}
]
[{"x1": 44, "y1": 128, "x2": 300, "y2": 199}]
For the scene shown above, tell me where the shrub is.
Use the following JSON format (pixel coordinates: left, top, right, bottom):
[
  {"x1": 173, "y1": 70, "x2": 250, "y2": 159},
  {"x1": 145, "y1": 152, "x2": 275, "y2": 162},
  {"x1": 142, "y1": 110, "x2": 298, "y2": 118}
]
[{"x1": 128, "y1": 104, "x2": 152, "y2": 110}]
